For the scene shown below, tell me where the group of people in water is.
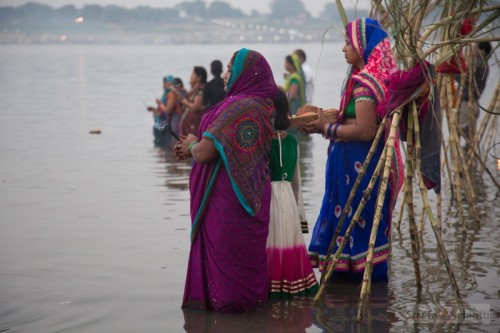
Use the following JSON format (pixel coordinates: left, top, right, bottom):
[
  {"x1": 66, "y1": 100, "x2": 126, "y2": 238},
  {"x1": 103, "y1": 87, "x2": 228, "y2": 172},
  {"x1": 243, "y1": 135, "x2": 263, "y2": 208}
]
[
  {"x1": 147, "y1": 48, "x2": 315, "y2": 147},
  {"x1": 146, "y1": 17, "x2": 491, "y2": 313}
]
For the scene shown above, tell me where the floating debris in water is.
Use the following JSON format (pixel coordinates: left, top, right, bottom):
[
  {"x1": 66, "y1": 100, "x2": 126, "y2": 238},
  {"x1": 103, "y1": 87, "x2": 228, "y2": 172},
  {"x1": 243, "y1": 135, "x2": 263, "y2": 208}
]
[{"x1": 89, "y1": 129, "x2": 101, "y2": 134}]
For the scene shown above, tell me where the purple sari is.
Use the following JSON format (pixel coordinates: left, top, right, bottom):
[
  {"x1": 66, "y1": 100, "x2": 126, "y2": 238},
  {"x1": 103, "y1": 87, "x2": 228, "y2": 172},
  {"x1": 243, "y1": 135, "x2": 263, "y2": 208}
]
[{"x1": 182, "y1": 49, "x2": 278, "y2": 312}]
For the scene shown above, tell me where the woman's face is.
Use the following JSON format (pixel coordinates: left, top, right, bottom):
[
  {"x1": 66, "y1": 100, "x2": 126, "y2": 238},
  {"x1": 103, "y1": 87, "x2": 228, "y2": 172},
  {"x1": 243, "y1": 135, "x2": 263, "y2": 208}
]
[
  {"x1": 223, "y1": 62, "x2": 232, "y2": 92},
  {"x1": 284, "y1": 58, "x2": 293, "y2": 72},
  {"x1": 342, "y1": 36, "x2": 364, "y2": 68},
  {"x1": 189, "y1": 71, "x2": 199, "y2": 86}
]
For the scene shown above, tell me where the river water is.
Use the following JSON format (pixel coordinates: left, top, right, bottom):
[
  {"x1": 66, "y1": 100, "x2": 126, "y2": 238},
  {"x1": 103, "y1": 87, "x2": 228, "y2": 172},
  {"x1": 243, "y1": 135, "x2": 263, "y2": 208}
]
[{"x1": 0, "y1": 43, "x2": 498, "y2": 333}]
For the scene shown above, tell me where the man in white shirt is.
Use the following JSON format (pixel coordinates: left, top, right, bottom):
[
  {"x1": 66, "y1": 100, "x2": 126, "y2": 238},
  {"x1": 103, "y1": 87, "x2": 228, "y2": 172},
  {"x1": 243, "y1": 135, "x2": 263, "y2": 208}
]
[{"x1": 294, "y1": 49, "x2": 314, "y2": 104}]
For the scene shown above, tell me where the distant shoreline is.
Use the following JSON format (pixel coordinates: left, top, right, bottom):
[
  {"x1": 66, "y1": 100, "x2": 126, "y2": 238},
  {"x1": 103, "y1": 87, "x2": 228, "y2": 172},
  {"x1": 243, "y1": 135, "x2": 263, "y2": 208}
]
[
  {"x1": 0, "y1": 27, "x2": 344, "y2": 45},
  {"x1": 0, "y1": 2, "x2": 361, "y2": 45}
]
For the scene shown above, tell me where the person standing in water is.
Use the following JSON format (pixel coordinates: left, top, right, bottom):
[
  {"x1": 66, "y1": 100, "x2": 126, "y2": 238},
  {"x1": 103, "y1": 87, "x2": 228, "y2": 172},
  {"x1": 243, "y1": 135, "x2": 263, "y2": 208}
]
[
  {"x1": 301, "y1": 18, "x2": 404, "y2": 282},
  {"x1": 266, "y1": 88, "x2": 318, "y2": 299},
  {"x1": 175, "y1": 49, "x2": 278, "y2": 312},
  {"x1": 294, "y1": 49, "x2": 315, "y2": 104},
  {"x1": 203, "y1": 60, "x2": 226, "y2": 108}
]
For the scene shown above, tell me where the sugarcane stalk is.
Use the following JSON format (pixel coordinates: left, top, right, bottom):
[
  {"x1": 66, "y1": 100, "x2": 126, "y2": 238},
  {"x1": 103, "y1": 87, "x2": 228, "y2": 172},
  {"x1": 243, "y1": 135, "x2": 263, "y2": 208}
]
[
  {"x1": 441, "y1": 74, "x2": 467, "y2": 233},
  {"x1": 403, "y1": 102, "x2": 422, "y2": 286},
  {"x1": 438, "y1": 76, "x2": 455, "y2": 201},
  {"x1": 447, "y1": 97, "x2": 480, "y2": 221},
  {"x1": 481, "y1": 115, "x2": 498, "y2": 176},
  {"x1": 418, "y1": 207, "x2": 427, "y2": 236},
  {"x1": 459, "y1": 46, "x2": 479, "y2": 170},
  {"x1": 416, "y1": 4, "x2": 500, "y2": 53},
  {"x1": 462, "y1": 81, "x2": 500, "y2": 176},
  {"x1": 480, "y1": 86, "x2": 500, "y2": 176},
  {"x1": 474, "y1": 110, "x2": 491, "y2": 173},
  {"x1": 452, "y1": 116, "x2": 481, "y2": 224},
  {"x1": 466, "y1": 48, "x2": 477, "y2": 146},
  {"x1": 396, "y1": 187, "x2": 406, "y2": 230},
  {"x1": 411, "y1": 100, "x2": 431, "y2": 238},
  {"x1": 319, "y1": 117, "x2": 388, "y2": 283},
  {"x1": 456, "y1": 124, "x2": 500, "y2": 191},
  {"x1": 437, "y1": 192, "x2": 442, "y2": 231},
  {"x1": 357, "y1": 111, "x2": 401, "y2": 322},
  {"x1": 412, "y1": 102, "x2": 465, "y2": 311},
  {"x1": 475, "y1": 81, "x2": 499, "y2": 151}
]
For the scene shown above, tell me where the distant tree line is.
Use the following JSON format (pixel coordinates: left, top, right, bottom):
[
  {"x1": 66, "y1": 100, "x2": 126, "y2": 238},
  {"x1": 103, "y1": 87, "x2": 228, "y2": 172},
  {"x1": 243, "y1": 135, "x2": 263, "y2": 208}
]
[{"x1": 0, "y1": 0, "x2": 368, "y2": 26}]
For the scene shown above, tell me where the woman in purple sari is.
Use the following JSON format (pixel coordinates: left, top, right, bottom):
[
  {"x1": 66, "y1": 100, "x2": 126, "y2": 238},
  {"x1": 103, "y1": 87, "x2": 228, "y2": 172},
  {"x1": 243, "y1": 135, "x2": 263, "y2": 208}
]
[{"x1": 174, "y1": 48, "x2": 278, "y2": 312}]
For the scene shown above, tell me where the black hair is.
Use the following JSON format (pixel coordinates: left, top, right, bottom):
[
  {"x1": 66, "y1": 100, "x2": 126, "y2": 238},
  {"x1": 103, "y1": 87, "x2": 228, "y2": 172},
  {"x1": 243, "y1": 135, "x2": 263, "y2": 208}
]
[
  {"x1": 478, "y1": 41, "x2": 492, "y2": 57},
  {"x1": 285, "y1": 55, "x2": 296, "y2": 71},
  {"x1": 210, "y1": 60, "x2": 223, "y2": 77},
  {"x1": 273, "y1": 88, "x2": 291, "y2": 130},
  {"x1": 193, "y1": 66, "x2": 207, "y2": 83},
  {"x1": 173, "y1": 77, "x2": 184, "y2": 88},
  {"x1": 294, "y1": 49, "x2": 306, "y2": 62}
]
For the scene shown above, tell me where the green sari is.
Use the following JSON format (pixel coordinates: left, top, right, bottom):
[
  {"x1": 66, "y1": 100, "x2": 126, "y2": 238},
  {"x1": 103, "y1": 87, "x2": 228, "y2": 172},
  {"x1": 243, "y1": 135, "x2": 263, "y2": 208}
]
[{"x1": 284, "y1": 54, "x2": 306, "y2": 114}]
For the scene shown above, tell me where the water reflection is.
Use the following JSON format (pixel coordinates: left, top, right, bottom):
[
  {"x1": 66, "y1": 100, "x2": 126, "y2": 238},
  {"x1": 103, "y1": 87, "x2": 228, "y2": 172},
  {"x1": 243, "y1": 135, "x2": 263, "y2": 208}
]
[
  {"x1": 181, "y1": 282, "x2": 395, "y2": 333},
  {"x1": 153, "y1": 136, "x2": 191, "y2": 192},
  {"x1": 183, "y1": 297, "x2": 316, "y2": 333},
  {"x1": 313, "y1": 281, "x2": 394, "y2": 333}
]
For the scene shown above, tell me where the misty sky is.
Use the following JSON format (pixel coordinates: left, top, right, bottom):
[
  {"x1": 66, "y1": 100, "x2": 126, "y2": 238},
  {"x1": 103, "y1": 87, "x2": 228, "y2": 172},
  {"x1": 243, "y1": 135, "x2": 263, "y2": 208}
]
[{"x1": 0, "y1": 0, "x2": 370, "y2": 16}]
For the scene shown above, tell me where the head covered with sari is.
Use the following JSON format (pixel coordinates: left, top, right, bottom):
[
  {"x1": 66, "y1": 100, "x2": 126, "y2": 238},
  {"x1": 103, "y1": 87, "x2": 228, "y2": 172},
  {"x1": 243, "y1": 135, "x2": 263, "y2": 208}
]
[
  {"x1": 339, "y1": 17, "x2": 403, "y2": 209},
  {"x1": 225, "y1": 48, "x2": 278, "y2": 99},
  {"x1": 284, "y1": 54, "x2": 306, "y2": 107},
  {"x1": 194, "y1": 48, "x2": 277, "y2": 222},
  {"x1": 161, "y1": 74, "x2": 175, "y2": 103},
  {"x1": 338, "y1": 18, "x2": 397, "y2": 122}
]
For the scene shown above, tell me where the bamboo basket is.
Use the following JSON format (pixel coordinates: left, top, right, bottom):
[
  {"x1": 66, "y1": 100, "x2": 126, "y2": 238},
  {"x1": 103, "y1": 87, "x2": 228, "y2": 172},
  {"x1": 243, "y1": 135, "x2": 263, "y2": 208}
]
[{"x1": 289, "y1": 105, "x2": 339, "y2": 128}]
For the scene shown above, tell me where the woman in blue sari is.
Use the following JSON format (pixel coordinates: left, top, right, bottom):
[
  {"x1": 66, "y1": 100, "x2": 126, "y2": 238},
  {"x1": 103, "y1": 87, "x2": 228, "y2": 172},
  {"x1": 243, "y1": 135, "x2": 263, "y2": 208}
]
[{"x1": 301, "y1": 18, "x2": 403, "y2": 281}]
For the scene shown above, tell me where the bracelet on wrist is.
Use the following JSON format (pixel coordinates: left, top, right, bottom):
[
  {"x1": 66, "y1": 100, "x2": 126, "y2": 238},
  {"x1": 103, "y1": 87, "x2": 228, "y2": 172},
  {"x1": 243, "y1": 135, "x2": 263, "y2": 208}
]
[
  {"x1": 324, "y1": 122, "x2": 334, "y2": 138},
  {"x1": 333, "y1": 124, "x2": 341, "y2": 139},
  {"x1": 188, "y1": 142, "x2": 197, "y2": 155}
]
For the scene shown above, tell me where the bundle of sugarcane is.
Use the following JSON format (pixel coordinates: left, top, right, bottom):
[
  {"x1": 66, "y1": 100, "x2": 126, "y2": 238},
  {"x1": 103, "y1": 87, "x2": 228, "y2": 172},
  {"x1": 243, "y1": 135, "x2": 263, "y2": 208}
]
[{"x1": 313, "y1": 0, "x2": 500, "y2": 322}]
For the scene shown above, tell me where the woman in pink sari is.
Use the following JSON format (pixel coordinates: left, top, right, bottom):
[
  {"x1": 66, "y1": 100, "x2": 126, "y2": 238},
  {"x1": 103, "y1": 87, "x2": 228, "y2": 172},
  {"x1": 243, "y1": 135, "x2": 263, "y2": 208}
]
[{"x1": 175, "y1": 48, "x2": 278, "y2": 312}]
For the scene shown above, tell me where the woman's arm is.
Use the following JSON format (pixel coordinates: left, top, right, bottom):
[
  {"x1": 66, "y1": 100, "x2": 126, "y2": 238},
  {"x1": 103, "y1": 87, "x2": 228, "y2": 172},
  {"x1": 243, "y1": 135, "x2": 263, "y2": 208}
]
[
  {"x1": 164, "y1": 93, "x2": 176, "y2": 116},
  {"x1": 289, "y1": 82, "x2": 299, "y2": 100},
  {"x1": 190, "y1": 137, "x2": 218, "y2": 163},
  {"x1": 175, "y1": 134, "x2": 218, "y2": 163},
  {"x1": 335, "y1": 98, "x2": 378, "y2": 142},
  {"x1": 182, "y1": 94, "x2": 204, "y2": 112},
  {"x1": 300, "y1": 86, "x2": 378, "y2": 141}
]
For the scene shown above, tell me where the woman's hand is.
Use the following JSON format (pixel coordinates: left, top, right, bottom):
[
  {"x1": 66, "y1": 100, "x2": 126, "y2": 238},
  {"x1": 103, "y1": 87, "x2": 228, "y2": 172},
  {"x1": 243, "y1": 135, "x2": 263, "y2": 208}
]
[
  {"x1": 300, "y1": 109, "x2": 330, "y2": 135},
  {"x1": 174, "y1": 134, "x2": 198, "y2": 160}
]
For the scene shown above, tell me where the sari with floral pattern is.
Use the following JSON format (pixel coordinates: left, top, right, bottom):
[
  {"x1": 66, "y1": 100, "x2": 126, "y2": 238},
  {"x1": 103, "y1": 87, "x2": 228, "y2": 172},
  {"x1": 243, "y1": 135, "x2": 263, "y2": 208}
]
[
  {"x1": 308, "y1": 18, "x2": 404, "y2": 281},
  {"x1": 182, "y1": 49, "x2": 278, "y2": 312}
]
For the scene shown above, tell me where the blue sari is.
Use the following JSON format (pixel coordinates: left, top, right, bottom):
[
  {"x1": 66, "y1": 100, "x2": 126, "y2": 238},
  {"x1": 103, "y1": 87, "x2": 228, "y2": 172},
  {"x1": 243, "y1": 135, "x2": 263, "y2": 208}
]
[
  {"x1": 308, "y1": 138, "x2": 391, "y2": 281},
  {"x1": 308, "y1": 18, "x2": 403, "y2": 281}
]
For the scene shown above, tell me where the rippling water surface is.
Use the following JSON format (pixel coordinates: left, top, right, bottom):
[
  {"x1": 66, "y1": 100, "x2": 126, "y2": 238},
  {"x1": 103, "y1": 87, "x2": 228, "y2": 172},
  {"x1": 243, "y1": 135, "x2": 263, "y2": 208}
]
[{"x1": 0, "y1": 44, "x2": 498, "y2": 333}]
